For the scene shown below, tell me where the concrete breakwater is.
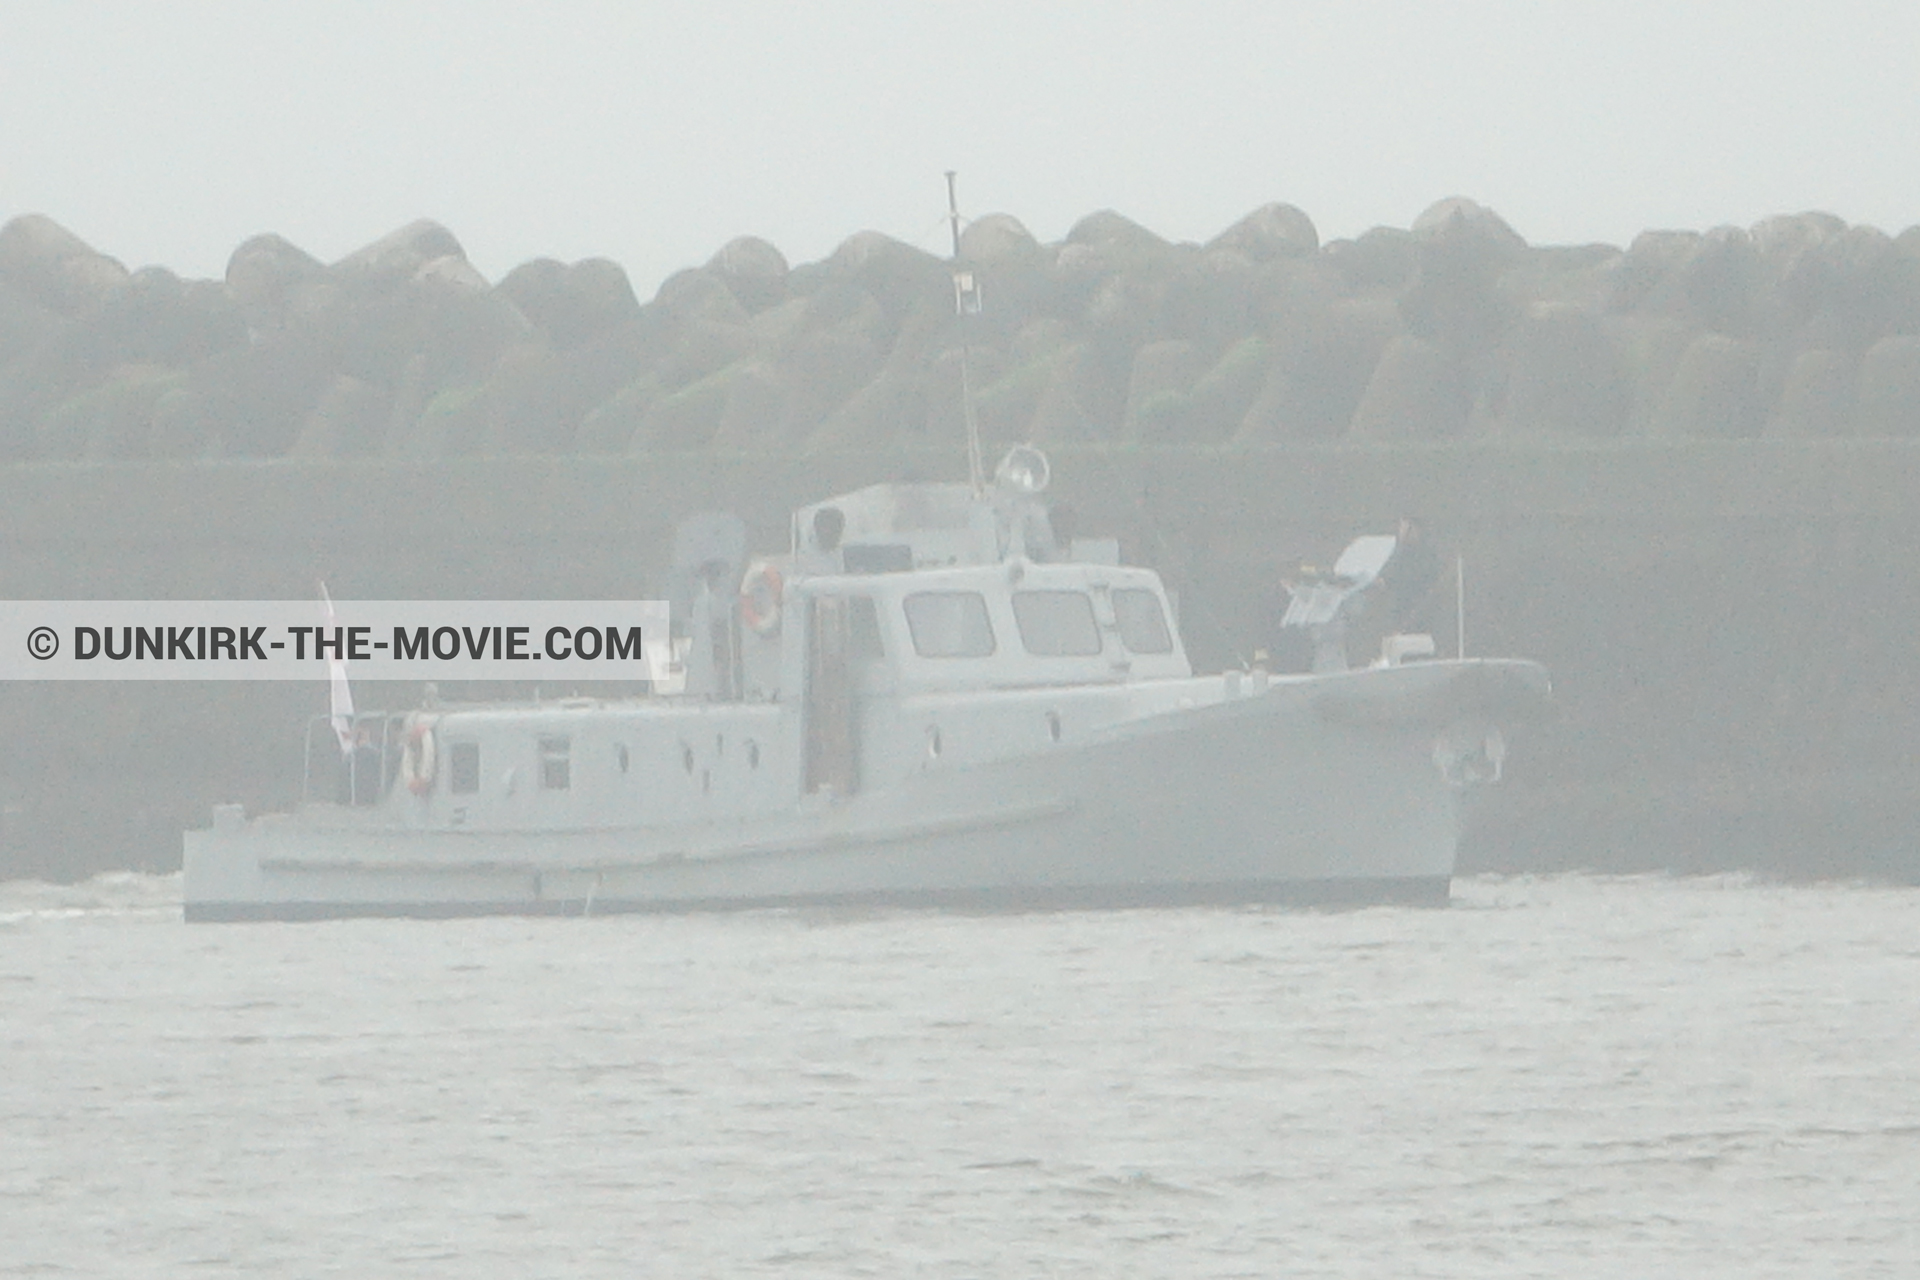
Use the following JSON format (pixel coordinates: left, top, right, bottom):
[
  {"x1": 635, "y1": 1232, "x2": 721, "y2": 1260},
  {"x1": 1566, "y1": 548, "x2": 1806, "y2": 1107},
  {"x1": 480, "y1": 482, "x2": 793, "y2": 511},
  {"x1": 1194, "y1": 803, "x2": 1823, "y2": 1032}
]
[
  {"x1": 1, "y1": 442, "x2": 1916, "y2": 883},
  {"x1": 3, "y1": 198, "x2": 1920, "y2": 468}
]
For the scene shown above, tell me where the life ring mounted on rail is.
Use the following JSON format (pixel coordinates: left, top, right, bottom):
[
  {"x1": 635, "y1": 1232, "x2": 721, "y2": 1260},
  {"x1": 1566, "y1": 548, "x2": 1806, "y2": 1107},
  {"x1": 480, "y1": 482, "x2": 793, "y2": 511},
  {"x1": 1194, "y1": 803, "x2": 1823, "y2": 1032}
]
[
  {"x1": 740, "y1": 561, "x2": 784, "y2": 637},
  {"x1": 399, "y1": 717, "x2": 438, "y2": 796}
]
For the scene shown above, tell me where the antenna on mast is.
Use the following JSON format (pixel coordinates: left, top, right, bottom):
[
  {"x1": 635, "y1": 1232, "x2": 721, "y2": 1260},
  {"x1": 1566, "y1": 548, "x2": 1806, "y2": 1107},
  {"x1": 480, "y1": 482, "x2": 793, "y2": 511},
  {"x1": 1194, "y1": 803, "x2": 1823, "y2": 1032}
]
[{"x1": 946, "y1": 170, "x2": 985, "y2": 495}]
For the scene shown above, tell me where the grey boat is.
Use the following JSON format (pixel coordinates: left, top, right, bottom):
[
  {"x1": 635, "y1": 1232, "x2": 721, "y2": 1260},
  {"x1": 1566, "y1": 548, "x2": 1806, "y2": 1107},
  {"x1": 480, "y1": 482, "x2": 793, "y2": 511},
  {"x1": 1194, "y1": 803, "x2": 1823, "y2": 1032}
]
[{"x1": 183, "y1": 447, "x2": 1549, "y2": 921}]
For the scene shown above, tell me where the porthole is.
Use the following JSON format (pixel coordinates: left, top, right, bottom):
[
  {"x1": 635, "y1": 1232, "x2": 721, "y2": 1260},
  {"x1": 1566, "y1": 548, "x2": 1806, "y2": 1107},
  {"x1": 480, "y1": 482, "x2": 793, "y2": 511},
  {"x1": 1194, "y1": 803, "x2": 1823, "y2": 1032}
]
[
  {"x1": 926, "y1": 726, "x2": 942, "y2": 759},
  {"x1": 746, "y1": 740, "x2": 760, "y2": 770},
  {"x1": 1046, "y1": 710, "x2": 1062, "y2": 743},
  {"x1": 681, "y1": 742, "x2": 695, "y2": 774},
  {"x1": 616, "y1": 743, "x2": 631, "y2": 774}
]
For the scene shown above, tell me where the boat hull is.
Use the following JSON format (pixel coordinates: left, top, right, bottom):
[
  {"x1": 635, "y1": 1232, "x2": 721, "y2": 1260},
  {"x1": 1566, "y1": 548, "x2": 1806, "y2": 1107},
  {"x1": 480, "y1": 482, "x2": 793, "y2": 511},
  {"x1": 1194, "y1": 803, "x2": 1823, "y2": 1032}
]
[
  {"x1": 184, "y1": 659, "x2": 1543, "y2": 921},
  {"x1": 183, "y1": 876, "x2": 1450, "y2": 922}
]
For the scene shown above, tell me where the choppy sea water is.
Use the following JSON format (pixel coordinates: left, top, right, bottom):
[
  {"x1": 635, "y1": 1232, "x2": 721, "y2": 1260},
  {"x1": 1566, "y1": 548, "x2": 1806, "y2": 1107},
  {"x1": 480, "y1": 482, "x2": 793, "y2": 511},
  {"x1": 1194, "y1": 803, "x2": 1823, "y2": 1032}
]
[{"x1": 2, "y1": 872, "x2": 1917, "y2": 1279}]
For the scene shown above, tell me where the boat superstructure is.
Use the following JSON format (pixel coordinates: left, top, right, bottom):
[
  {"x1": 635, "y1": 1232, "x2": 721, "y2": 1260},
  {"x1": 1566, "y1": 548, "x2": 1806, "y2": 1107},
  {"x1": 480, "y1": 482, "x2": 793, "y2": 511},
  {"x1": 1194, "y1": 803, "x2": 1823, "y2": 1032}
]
[{"x1": 184, "y1": 446, "x2": 1549, "y2": 921}]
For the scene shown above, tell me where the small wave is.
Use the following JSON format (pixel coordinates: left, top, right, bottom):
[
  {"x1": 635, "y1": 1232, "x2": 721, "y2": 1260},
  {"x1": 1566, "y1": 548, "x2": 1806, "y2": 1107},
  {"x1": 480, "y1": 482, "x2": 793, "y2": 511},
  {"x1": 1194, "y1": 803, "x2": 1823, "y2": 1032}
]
[
  {"x1": 0, "y1": 870, "x2": 181, "y2": 920},
  {"x1": 1079, "y1": 1170, "x2": 1215, "y2": 1199}
]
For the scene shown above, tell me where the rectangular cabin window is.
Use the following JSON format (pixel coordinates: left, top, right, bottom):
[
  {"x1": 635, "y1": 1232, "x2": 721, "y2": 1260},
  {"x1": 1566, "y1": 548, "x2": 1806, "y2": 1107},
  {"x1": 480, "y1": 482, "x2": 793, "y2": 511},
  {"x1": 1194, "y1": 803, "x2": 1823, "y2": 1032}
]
[
  {"x1": 448, "y1": 741, "x2": 481, "y2": 795},
  {"x1": 539, "y1": 735, "x2": 571, "y2": 791},
  {"x1": 1113, "y1": 588, "x2": 1174, "y2": 654},
  {"x1": 904, "y1": 592, "x2": 995, "y2": 658},
  {"x1": 1012, "y1": 590, "x2": 1102, "y2": 656}
]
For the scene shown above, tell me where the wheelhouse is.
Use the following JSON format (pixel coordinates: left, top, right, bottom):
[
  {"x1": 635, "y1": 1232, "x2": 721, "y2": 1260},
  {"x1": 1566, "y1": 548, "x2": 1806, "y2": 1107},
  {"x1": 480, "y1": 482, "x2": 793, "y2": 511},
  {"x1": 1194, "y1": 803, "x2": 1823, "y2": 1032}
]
[{"x1": 761, "y1": 560, "x2": 1190, "y2": 699}]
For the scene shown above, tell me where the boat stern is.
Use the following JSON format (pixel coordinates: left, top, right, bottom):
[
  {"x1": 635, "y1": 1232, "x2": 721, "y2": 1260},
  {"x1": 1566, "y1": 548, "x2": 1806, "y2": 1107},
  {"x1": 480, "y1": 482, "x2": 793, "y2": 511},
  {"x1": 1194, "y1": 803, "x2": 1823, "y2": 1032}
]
[{"x1": 181, "y1": 803, "x2": 270, "y2": 922}]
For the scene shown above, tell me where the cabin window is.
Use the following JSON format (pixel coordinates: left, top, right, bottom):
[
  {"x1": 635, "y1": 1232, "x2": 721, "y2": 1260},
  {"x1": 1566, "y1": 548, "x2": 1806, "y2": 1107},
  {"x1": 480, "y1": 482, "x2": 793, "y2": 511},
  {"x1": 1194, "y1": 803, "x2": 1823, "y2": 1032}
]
[
  {"x1": 539, "y1": 736, "x2": 571, "y2": 791},
  {"x1": 1012, "y1": 590, "x2": 1102, "y2": 656},
  {"x1": 1113, "y1": 588, "x2": 1174, "y2": 654},
  {"x1": 448, "y1": 742, "x2": 481, "y2": 794},
  {"x1": 904, "y1": 592, "x2": 995, "y2": 658}
]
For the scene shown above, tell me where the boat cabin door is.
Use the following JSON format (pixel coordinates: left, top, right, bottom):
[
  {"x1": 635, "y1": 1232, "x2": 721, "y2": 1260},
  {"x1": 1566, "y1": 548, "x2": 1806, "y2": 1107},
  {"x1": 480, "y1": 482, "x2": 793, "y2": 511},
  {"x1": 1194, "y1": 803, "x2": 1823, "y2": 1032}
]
[
  {"x1": 803, "y1": 597, "x2": 858, "y2": 796},
  {"x1": 802, "y1": 595, "x2": 883, "y2": 797}
]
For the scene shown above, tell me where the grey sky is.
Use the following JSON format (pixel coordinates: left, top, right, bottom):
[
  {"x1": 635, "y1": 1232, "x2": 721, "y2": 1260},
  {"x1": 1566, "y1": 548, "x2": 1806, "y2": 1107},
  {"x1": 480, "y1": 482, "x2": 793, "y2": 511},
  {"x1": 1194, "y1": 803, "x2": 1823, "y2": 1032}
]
[{"x1": 4, "y1": 1, "x2": 1915, "y2": 294}]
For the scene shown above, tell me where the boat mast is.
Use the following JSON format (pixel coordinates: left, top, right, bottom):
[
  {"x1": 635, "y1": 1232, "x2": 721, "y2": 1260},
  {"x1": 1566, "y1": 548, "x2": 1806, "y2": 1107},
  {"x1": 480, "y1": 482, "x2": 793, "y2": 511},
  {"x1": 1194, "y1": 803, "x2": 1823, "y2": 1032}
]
[
  {"x1": 946, "y1": 171, "x2": 985, "y2": 495},
  {"x1": 1455, "y1": 554, "x2": 1467, "y2": 660}
]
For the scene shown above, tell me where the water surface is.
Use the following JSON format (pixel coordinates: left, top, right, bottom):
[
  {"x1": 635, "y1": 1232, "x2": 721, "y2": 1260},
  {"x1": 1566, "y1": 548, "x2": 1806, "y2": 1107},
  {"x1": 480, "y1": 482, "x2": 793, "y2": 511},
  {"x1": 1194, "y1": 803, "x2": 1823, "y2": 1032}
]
[{"x1": 3, "y1": 872, "x2": 1916, "y2": 1277}]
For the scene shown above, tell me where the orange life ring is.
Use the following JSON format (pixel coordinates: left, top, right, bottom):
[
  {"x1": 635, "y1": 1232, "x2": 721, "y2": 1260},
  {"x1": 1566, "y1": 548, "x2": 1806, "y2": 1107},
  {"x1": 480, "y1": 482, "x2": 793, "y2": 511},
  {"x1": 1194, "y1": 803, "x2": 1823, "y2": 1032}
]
[
  {"x1": 399, "y1": 719, "x2": 438, "y2": 796},
  {"x1": 740, "y1": 561, "x2": 784, "y2": 636}
]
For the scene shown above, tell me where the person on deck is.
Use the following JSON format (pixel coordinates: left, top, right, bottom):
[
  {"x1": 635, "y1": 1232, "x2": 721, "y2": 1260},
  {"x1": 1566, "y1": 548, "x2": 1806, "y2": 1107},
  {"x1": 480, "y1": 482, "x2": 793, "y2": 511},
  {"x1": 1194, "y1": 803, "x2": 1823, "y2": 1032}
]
[{"x1": 1375, "y1": 517, "x2": 1442, "y2": 634}]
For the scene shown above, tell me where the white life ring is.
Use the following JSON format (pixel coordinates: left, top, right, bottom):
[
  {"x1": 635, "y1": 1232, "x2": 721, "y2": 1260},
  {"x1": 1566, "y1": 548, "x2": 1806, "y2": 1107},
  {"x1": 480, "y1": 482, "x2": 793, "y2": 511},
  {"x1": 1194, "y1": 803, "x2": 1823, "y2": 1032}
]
[
  {"x1": 740, "y1": 561, "x2": 784, "y2": 636},
  {"x1": 399, "y1": 718, "x2": 438, "y2": 796}
]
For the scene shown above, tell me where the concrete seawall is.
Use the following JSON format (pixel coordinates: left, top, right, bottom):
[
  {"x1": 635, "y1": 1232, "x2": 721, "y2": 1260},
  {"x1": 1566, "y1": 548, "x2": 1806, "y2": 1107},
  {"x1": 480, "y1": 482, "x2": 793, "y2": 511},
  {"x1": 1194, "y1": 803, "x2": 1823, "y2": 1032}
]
[{"x1": 3, "y1": 441, "x2": 1916, "y2": 882}]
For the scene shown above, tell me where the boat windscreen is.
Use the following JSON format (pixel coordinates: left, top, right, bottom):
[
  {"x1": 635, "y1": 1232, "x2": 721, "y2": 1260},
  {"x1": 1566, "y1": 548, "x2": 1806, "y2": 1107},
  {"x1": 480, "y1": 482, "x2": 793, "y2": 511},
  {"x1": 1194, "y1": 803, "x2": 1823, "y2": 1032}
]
[
  {"x1": 1112, "y1": 589, "x2": 1173, "y2": 654},
  {"x1": 904, "y1": 592, "x2": 996, "y2": 658},
  {"x1": 1012, "y1": 590, "x2": 1102, "y2": 656}
]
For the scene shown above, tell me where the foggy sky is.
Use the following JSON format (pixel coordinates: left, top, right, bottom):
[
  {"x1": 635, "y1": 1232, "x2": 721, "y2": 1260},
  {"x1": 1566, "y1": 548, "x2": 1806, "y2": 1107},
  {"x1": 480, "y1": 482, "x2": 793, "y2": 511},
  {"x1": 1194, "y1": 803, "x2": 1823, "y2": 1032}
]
[{"x1": 4, "y1": 1, "x2": 1915, "y2": 294}]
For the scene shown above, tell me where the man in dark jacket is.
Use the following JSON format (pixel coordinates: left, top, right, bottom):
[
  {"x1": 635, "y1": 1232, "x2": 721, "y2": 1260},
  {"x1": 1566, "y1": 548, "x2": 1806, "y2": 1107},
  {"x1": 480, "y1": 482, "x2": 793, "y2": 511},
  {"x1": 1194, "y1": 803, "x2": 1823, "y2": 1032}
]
[{"x1": 1376, "y1": 517, "x2": 1441, "y2": 633}]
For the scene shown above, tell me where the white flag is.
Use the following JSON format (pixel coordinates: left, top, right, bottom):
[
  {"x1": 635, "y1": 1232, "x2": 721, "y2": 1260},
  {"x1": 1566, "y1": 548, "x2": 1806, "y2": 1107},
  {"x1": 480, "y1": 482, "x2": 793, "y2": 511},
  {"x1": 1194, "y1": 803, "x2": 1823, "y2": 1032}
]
[{"x1": 320, "y1": 582, "x2": 354, "y2": 756}]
